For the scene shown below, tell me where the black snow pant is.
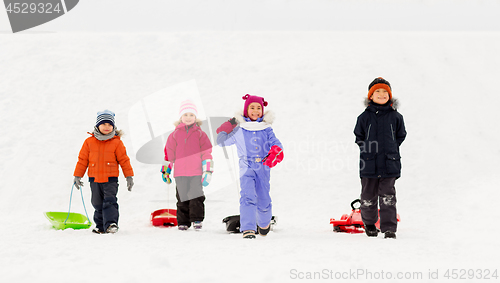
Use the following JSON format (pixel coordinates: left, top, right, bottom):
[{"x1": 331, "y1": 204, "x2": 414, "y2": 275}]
[
  {"x1": 90, "y1": 180, "x2": 119, "y2": 231},
  {"x1": 175, "y1": 176, "x2": 205, "y2": 227},
  {"x1": 360, "y1": 177, "x2": 397, "y2": 233}
]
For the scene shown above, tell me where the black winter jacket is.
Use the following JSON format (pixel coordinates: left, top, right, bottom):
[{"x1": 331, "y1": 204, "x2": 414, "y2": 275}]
[{"x1": 354, "y1": 99, "x2": 407, "y2": 179}]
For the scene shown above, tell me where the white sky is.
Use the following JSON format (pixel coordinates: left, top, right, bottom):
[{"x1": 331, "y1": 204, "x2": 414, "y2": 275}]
[{"x1": 1, "y1": 0, "x2": 500, "y2": 33}]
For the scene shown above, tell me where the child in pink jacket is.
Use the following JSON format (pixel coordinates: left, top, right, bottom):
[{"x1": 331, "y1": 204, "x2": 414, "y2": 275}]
[{"x1": 161, "y1": 100, "x2": 213, "y2": 230}]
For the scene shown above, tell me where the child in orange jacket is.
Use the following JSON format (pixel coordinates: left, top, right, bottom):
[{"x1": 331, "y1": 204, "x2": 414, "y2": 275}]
[{"x1": 73, "y1": 110, "x2": 134, "y2": 234}]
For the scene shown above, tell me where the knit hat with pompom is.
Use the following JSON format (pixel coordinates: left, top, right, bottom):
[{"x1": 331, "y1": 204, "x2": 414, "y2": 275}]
[{"x1": 242, "y1": 94, "x2": 268, "y2": 118}]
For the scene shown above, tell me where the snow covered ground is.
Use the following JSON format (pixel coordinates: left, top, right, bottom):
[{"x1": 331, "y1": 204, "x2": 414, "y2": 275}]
[{"x1": 1, "y1": 31, "x2": 499, "y2": 282}]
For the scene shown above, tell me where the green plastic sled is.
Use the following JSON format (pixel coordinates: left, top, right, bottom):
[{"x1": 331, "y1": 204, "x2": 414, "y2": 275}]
[{"x1": 44, "y1": 211, "x2": 92, "y2": 230}]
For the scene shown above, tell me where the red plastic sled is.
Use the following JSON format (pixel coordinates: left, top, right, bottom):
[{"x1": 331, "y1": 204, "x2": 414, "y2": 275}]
[
  {"x1": 330, "y1": 199, "x2": 400, "y2": 234},
  {"x1": 151, "y1": 209, "x2": 178, "y2": 227}
]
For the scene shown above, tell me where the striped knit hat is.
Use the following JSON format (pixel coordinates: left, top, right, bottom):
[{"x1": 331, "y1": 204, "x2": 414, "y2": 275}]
[
  {"x1": 368, "y1": 77, "x2": 392, "y2": 101},
  {"x1": 179, "y1": 100, "x2": 198, "y2": 118},
  {"x1": 96, "y1": 109, "x2": 115, "y2": 129}
]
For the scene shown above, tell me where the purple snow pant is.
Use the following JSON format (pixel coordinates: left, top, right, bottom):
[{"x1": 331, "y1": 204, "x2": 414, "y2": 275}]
[
  {"x1": 239, "y1": 159, "x2": 272, "y2": 232},
  {"x1": 360, "y1": 177, "x2": 397, "y2": 233}
]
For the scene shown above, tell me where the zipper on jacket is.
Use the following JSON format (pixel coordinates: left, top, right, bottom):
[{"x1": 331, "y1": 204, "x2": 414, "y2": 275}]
[
  {"x1": 390, "y1": 124, "x2": 395, "y2": 141},
  {"x1": 366, "y1": 124, "x2": 372, "y2": 140},
  {"x1": 185, "y1": 124, "x2": 194, "y2": 144}
]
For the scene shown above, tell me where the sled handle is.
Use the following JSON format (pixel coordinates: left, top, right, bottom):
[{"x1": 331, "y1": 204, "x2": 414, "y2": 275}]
[
  {"x1": 351, "y1": 199, "x2": 361, "y2": 210},
  {"x1": 65, "y1": 183, "x2": 92, "y2": 225}
]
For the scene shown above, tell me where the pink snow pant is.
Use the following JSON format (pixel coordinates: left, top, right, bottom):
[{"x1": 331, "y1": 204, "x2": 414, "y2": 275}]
[{"x1": 239, "y1": 159, "x2": 272, "y2": 232}]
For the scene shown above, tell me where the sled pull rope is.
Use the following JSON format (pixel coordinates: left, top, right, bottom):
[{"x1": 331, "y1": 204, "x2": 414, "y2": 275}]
[
  {"x1": 351, "y1": 199, "x2": 361, "y2": 210},
  {"x1": 65, "y1": 183, "x2": 92, "y2": 225}
]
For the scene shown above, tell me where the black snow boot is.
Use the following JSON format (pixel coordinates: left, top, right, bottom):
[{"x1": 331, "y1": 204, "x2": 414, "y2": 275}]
[
  {"x1": 384, "y1": 231, "x2": 396, "y2": 239},
  {"x1": 257, "y1": 225, "x2": 270, "y2": 236},
  {"x1": 364, "y1": 224, "x2": 379, "y2": 237},
  {"x1": 243, "y1": 230, "x2": 256, "y2": 239},
  {"x1": 106, "y1": 223, "x2": 119, "y2": 234},
  {"x1": 92, "y1": 227, "x2": 105, "y2": 234}
]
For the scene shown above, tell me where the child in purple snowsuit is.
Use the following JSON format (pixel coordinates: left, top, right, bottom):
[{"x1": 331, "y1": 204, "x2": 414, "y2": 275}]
[{"x1": 216, "y1": 94, "x2": 284, "y2": 239}]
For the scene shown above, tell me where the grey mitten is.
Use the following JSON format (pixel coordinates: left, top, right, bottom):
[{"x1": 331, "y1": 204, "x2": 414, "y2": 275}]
[
  {"x1": 74, "y1": 176, "x2": 83, "y2": 190},
  {"x1": 126, "y1": 176, "x2": 134, "y2": 191}
]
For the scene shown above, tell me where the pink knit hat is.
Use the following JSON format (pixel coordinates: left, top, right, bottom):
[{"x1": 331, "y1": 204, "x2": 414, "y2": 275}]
[
  {"x1": 179, "y1": 100, "x2": 198, "y2": 118},
  {"x1": 242, "y1": 94, "x2": 268, "y2": 118}
]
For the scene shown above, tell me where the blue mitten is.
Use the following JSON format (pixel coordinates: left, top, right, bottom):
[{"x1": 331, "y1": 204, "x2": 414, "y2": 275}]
[{"x1": 201, "y1": 159, "x2": 213, "y2": 187}]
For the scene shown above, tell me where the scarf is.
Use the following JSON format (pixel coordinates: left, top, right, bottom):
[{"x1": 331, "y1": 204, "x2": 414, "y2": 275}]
[
  {"x1": 93, "y1": 126, "x2": 116, "y2": 141},
  {"x1": 239, "y1": 121, "x2": 272, "y2": 131}
]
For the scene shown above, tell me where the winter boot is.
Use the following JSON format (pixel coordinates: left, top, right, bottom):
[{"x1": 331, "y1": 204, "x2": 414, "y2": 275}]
[
  {"x1": 257, "y1": 224, "x2": 270, "y2": 236},
  {"x1": 242, "y1": 230, "x2": 256, "y2": 239},
  {"x1": 106, "y1": 223, "x2": 119, "y2": 234},
  {"x1": 364, "y1": 224, "x2": 379, "y2": 237},
  {"x1": 193, "y1": 221, "x2": 203, "y2": 230},
  {"x1": 178, "y1": 224, "x2": 189, "y2": 231},
  {"x1": 384, "y1": 231, "x2": 396, "y2": 239},
  {"x1": 92, "y1": 227, "x2": 105, "y2": 234}
]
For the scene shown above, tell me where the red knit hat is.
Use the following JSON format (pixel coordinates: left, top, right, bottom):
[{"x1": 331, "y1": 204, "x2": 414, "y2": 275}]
[
  {"x1": 368, "y1": 77, "x2": 392, "y2": 101},
  {"x1": 242, "y1": 94, "x2": 268, "y2": 118}
]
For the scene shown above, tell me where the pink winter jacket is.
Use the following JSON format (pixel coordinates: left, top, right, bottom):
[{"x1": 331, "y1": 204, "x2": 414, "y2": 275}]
[{"x1": 164, "y1": 122, "x2": 213, "y2": 177}]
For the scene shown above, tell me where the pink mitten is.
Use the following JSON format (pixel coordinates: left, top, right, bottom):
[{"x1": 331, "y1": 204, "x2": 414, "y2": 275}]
[
  {"x1": 263, "y1": 145, "x2": 284, "y2": 168},
  {"x1": 216, "y1": 118, "x2": 237, "y2": 134}
]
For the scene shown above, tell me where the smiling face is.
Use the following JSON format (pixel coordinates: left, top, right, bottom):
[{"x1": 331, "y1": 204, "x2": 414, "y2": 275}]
[
  {"x1": 181, "y1": 112, "x2": 196, "y2": 125},
  {"x1": 247, "y1": 102, "x2": 263, "y2": 121},
  {"x1": 98, "y1": 123, "x2": 114, "y2": 135},
  {"x1": 370, "y1": 88, "x2": 390, "y2": 105}
]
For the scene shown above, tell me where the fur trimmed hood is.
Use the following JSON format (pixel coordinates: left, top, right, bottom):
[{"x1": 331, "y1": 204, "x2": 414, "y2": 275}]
[
  {"x1": 235, "y1": 110, "x2": 275, "y2": 124},
  {"x1": 364, "y1": 98, "x2": 400, "y2": 110},
  {"x1": 115, "y1": 129, "x2": 124, "y2": 137},
  {"x1": 173, "y1": 118, "x2": 203, "y2": 127}
]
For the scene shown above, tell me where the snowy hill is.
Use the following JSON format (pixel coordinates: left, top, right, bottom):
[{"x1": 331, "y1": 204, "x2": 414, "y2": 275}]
[{"x1": 0, "y1": 31, "x2": 499, "y2": 282}]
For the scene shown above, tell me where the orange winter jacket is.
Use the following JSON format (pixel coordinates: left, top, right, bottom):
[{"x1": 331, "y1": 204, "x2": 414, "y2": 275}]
[{"x1": 74, "y1": 133, "x2": 134, "y2": 183}]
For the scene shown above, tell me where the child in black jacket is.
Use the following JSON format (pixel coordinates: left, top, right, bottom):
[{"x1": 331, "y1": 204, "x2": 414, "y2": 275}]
[{"x1": 354, "y1": 77, "x2": 407, "y2": 239}]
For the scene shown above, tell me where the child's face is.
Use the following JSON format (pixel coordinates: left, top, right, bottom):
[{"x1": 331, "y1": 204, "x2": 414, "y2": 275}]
[
  {"x1": 98, "y1": 123, "x2": 114, "y2": 135},
  {"x1": 247, "y1": 102, "x2": 263, "y2": 121},
  {"x1": 181, "y1": 112, "x2": 196, "y2": 125},
  {"x1": 370, "y1": 88, "x2": 390, "y2": 105}
]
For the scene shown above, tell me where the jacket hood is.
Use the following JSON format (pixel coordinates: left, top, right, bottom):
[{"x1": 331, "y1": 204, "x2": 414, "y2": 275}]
[
  {"x1": 173, "y1": 118, "x2": 203, "y2": 127},
  {"x1": 364, "y1": 98, "x2": 400, "y2": 110},
  {"x1": 235, "y1": 110, "x2": 275, "y2": 124}
]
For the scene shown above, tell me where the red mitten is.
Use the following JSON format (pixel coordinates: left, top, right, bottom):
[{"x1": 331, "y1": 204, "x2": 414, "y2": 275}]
[
  {"x1": 263, "y1": 145, "x2": 284, "y2": 168},
  {"x1": 216, "y1": 118, "x2": 237, "y2": 134}
]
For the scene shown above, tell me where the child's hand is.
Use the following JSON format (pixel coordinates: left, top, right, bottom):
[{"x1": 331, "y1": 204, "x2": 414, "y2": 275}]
[
  {"x1": 73, "y1": 176, "x2": 83, "y2": 190},
  {"x1": 201, "y1": 159, "x2": 214, "y2": 187},
  {"x1": 201, "y1": 172, "x2": 212, "y2": 187},
  {"x1": 126, "y1": 176, "x2": 134, "y2": 191},
  {"x1": 216, "y1": 118, "x2": 237, "y2": 134},
  {"x1": 263, "y1": 145, "x2": 284, "y2": 168},
  {"x1": 161, "y1": 162, "x2": 173, "y2": 184}
]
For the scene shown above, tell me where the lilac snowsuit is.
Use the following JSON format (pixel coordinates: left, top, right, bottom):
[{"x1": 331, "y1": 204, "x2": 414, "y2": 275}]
[{"x1": 217, "y1": 114, "x2": 283, "y2": 232}]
